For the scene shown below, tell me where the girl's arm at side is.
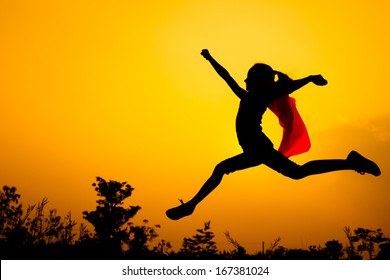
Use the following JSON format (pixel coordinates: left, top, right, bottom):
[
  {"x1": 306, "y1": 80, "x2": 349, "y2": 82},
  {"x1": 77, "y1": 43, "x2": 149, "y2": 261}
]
[{"x1": 201, "y1": 49, "x2": 246, "y2": 99}]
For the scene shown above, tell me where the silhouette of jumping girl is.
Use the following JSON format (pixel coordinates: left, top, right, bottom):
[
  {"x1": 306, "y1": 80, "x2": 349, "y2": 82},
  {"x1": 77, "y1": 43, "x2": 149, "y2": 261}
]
[{"x1": 166, "y1": 49, "x2": 381, "y2": 220}]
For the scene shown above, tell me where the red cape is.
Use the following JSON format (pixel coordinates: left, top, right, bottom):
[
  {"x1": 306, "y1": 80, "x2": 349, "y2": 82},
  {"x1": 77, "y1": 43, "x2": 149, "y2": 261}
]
[{"x1": 268, "y1": 95, "x2": 311, "y2": 157}]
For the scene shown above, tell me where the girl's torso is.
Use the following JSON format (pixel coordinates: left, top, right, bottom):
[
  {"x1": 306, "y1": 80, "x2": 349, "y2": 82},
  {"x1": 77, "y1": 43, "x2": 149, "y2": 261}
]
[{"x1": 235, "y1": 91, "x2": 276, "y2": 150}]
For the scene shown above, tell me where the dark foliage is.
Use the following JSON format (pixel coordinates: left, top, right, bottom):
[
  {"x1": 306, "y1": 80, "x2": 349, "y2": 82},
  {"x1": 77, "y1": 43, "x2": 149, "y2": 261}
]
[{"x1": 1, "y1": 183, "x2": 389, "y2": 260}]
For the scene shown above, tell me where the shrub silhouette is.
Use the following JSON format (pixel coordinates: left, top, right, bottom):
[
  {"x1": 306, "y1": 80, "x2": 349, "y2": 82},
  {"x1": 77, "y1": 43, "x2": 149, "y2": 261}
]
[
  {"x1": 0, "y1": 186, "x2": 77, "y2": 259},
  {"x1": 124, "y1": 219, "x2": 165, "y2": 258},
  {"x1": 376, "y1": 240, "x2": 390, "y2": 259},
  {"x1": 323, "y1": 239, "x2": 344, "y2": 260},
  {"x1": 223, "y1": 231, "x2": 247, "y2": 259}
]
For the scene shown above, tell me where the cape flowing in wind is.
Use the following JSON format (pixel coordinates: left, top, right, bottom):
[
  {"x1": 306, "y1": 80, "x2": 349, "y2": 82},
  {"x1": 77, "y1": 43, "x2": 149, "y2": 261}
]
[{"x1": 268, "y1": 95, "x2": 311, "y2": 158}]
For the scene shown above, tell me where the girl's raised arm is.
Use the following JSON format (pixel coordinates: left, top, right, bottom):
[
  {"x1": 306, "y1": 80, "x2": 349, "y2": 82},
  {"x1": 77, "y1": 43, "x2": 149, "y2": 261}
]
[
  {"x1": 201, "y1": 49, "x2": 246, "y2": 99},
  {"x1": 275, "y1": 71, "x2": 328, "y2": 97}
]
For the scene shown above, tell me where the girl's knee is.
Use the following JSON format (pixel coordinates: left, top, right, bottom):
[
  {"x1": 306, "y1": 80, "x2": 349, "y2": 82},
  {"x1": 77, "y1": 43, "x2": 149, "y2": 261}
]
[
  {"x1": 287, "y1": 171, "x2": 305, "y2": 180},
  {"x1": 279, "y1": 164, "x2": 306, "y2": 180},
  {"x1": 215, "y1": 160, "x2": 234, "y2": 175}
]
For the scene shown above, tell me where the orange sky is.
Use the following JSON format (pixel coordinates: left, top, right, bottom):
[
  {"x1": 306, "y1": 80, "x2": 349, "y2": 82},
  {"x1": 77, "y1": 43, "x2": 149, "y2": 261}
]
[{"x1": 1, "y1": 0, "x2": 389, "y2": 253}]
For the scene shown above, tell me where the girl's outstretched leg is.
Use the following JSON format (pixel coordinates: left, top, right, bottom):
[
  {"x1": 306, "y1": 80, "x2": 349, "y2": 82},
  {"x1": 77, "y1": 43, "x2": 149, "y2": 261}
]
[
  {"x1": 264, "y1": 149, "x2": 381, "y2": 179},
  {"x1": 166, "y1": 153, "x2": 263, "y2": 220}
]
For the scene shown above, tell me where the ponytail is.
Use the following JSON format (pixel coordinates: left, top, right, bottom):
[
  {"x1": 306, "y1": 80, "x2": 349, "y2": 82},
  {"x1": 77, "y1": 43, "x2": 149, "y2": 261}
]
[{"x1": 274, "y1": 71, "x2": 293, "y2": 83}]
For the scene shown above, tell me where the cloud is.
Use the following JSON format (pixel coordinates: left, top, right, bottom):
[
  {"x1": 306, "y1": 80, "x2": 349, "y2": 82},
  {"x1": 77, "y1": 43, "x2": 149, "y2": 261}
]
[
  {"x1": 333, "y1": 113, "x2": 390, "y2": 143},
  {"x1": 351, "y1": 117, "x2": 390, "y2": 143}
]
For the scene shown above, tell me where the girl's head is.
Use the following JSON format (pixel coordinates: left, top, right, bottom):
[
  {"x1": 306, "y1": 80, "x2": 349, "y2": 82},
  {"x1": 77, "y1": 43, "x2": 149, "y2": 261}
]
[{"x1": 245, "y1": 63, "x2": 276, "y2": 92}]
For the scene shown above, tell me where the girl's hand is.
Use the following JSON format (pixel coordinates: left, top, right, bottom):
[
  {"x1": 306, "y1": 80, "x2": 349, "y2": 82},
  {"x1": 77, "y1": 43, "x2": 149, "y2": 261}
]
[
  {"x1": 311, "y1": 75, "x2": 328, "y2": 86},
  {"x1": 201, "y1": 49, "x2": 212, "y2": 60}
]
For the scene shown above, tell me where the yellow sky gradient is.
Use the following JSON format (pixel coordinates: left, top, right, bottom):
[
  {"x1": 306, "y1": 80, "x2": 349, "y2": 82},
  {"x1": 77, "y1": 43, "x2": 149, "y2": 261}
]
[{"x1": 1, "y1": 0, "x2": 389, "y2": 253}]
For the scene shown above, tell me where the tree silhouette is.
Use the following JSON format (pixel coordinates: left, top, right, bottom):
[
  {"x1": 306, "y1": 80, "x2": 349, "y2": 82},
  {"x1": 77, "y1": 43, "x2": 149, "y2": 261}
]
[
  {"x1": 82, "y1": 177, "x2": 141, "y2": 256},
  {"x1": 352, "y1": 228, "x2": 389, "y2": 259},
  {"x1": 344, "y1": 226, "x2": 362, "y2": 259},
  {"x1": 125, "y1": 219, "x2": 160, "y2": 257},
  {"x1": 0, "y1": 186, "x2": 23, "y2": 240},
  {"x1": 180, "y1": 221, "x2": 218, "y2": 259},
  {"x1": 344, "y1": 226, "x2": 390, "y2": 259}
]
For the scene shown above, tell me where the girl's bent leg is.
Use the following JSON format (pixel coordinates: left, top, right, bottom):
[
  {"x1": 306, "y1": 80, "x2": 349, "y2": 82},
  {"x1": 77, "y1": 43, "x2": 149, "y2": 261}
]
[
  {"x1": 166, "y1": 153, "x2": 263, "y2": 220},
  {"x1": 190, "y1": 153, "x2": 264, "y2": 205}
]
